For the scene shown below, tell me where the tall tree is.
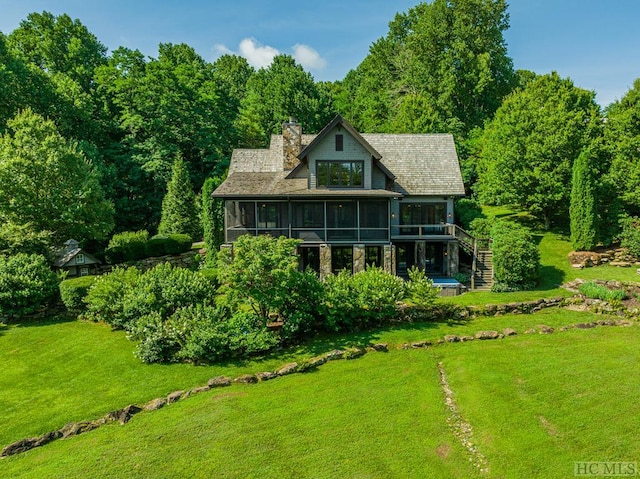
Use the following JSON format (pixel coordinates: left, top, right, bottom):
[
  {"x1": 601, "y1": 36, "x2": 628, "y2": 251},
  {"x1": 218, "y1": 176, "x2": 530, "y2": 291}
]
[
  {"x1": 570, "y1": 149, "x2": 598, "y2": 251},
  {"x1": 201, "y1": 175, "x2": 225, "y2": 263},
  {"x1": 235, "y1": 54, "x2": 334, "y2": 147},
  {"x1": 0, "y1": 109, "x2": 114, "y2": 243},
  {"x1": 158, "y1": 155, "x2": 199, "y2": 239},
  {"x1": 8, "y1": 11, "x2": 107, "y2": 91},
  {"x1": 477, "y1": 72, "x2": 602, "y2": 229},
  {"x1": 338, "y1": 0, "x2": 516, "y2": 135},
  {"x1": 605, "y1": 78, "x2": 640, "y2": 216}
]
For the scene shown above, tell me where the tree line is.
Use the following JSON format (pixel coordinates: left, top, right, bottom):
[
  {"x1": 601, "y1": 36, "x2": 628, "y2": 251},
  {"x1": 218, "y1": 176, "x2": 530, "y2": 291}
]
[{"x1": 1, "y1": 1, "x2": 639, "y2": 255}]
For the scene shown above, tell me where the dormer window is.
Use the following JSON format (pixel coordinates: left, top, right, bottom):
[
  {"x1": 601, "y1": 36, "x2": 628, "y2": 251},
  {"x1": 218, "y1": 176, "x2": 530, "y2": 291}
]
[
  {"x1": 335, "y1": 134, "x2": 343, "y2": 151},
  {"x1": 317, "y1": 161, "x2": 363, "y2": 188},
  {"x1": 76, "y1": 254, "x2": 85, "y2": 264}
]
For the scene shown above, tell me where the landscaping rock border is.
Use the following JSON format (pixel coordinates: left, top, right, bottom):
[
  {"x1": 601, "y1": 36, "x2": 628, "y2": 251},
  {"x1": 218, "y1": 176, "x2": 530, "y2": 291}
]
[{"x1": 2, "y1": 311, "x2": 637, "y2": 459}]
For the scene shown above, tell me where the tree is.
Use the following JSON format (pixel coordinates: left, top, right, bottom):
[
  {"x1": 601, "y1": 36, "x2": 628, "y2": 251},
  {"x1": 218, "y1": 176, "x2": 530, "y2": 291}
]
[
  {"x1": 477, "y1": 72, "x2": 602, "y2": 229},
  {"x1": 158, "y1": 155, "x2": 199, "y2": 239},
  {"x1": 0, "y1": 109, "x2": 114, "y2": 243},
  {"x1": 216, "y1": 234, "x2": 302, "y2": 320},
  {"x1": 570, "y1": 149, "x2": 598, "y2": 251},
  {"x1": 201, "y1": 176, "x2": 225, "y2": 263},
  {"x1": 235, "y1": 54, "x2": 334, "y2": 147},
  {"x1": 8, "y1": 11, "x2": 107, "y2": 91},
  {"x1": 338, "y1": 0, "x2": 516, "y2": 135},
  {"x1": 0, "y1": 253, "x2": 60, "y2": 319},
  {"x1": 605, "y1": 78, "x2": 640, "y2": 216}
]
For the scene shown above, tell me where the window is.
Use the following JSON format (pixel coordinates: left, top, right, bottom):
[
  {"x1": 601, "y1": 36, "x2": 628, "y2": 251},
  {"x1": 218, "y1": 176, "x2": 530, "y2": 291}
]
[
  {"x1": 335, "y1": 134, "x2": 343, "y2": 151},
  {"x1": 80, "y1": 267, "x2": 89, "y2": 276},
  {"x1": 317, "y1": 161, "x2": 364, "y2": 188},
  {"x1": 332, "y1": 246, "x2": 353, "y2": 274},
  {"x1": 76, "y1": 254, "x2": 85, "y2": 264},
  {"x1": 365, "y1": 246, "x2": 382, "y2": 268}
]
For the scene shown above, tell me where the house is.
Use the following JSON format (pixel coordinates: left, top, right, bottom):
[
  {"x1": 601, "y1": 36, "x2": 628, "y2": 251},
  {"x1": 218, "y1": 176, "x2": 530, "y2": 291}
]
[
  {"x1": 53, "y1": 239, "x2": 101, "y2": 277},
  {"x1": 213, "y1": 115, "x2": 491, "y2": 289}
]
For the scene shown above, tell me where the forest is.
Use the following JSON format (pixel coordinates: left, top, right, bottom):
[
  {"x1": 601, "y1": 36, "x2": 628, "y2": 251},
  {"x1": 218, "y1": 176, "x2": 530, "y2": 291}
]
[{"x1": 1, "y1": 0, "x2": 639, "y2": 256}]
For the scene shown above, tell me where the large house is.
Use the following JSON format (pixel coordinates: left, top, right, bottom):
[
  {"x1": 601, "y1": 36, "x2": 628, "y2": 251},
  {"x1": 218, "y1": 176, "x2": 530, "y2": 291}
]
[{"x1": 213, "y1": 115, "x2": 491, "y2": 289}]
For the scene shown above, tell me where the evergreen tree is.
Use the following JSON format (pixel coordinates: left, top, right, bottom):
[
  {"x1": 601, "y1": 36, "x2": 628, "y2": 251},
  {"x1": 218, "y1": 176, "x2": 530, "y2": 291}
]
[
  {"x1": 158, "y1": 155, "x2": 199, "y2": 239},
  {"x1": 201, "y1": 175, "x2": 225, "y2": 263},
  {"x1": 570, "y1": 149, "x2": 598, "y2": 251}
]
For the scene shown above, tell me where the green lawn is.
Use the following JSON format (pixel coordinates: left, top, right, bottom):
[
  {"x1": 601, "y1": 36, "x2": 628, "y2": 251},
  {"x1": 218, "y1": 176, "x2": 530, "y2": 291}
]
[{"x1": 2, "y1": 308, "x2": 639, "y2": 478}]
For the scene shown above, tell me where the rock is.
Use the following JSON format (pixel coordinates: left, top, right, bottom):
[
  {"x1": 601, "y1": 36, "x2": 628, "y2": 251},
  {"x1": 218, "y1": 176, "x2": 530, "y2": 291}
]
[
  {"x1": 207, "y1": 376, "x2": 232, "y2": 388},
  {"x1": 616, "y1": 320, "x2": 634, "y2": 327},
  {"x1": 144, "y1": 397, "x2": 166, "y2": 411},
  {"x1": 256, "y1": 371, "x2": 277, "y2": 381},
  {"x1": 190, "y1": 386, "x2": 210, "y2": 394},
  {"x1": 571, "y1": 264, "x2": 584, "y2": 269},
  {"x1": 444, "y1": 335, "x2": 460, "y2": 343},
  {"x1": 276, "y1": 362, "x2": 299, "y2": 376},
  {"x1": 344, "y1": 347, "x2": 366, "y2": 359},
  {"x1": 524, "y1": 328, "x2": 536, "y2": 334},
  {"x1": 234, "y1": 374, "x2": 258, "y2": 384},
  {"x1": 537, "y1": 325, "x2": 554, "y2": 334},
  {"x1": 411, "y1": 340, "x2": 431, "y2": 348},
  {"x1": 60, "y1": 420, "x2": 101, "y2": 438},
  {"x1": 459, "y1": 335, "x2": 475, "y2": 342},
  {"x1": 397, "y1": 343, "x2": 411, "y2": 350},
  {"x1": 2, "y1": 437, "x2": 39, "y2": 457},
  {"x1": 323, "y1": 349, "x2": 345, "y2": 361},
  {"x1": 371, "y1": 343, "x2": 389, "y2": 352},
  {"x1": 575, "y1": 322, "x2": 596, "y2": 329},
  {"x1": 503, "y1": 328, "x2": 517, "y2": 336},
  {"x1": 610, "y1": 261, "x2": 631, "y2": 267},
  {"x1": 475, "y1": 330, "x2": 500, "y2": 340},
  {"x1": 167, "y1": 390, "x2": 185, "y2": 403},
  {"x1": 118, "y1": 405, "x2": 142, "y2": 424}
]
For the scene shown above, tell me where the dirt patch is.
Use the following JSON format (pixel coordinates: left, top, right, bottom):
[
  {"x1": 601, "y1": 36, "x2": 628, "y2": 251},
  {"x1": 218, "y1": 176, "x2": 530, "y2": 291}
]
[{"x1": 436, "y1": 443, "x2": 452, "y2": 458}]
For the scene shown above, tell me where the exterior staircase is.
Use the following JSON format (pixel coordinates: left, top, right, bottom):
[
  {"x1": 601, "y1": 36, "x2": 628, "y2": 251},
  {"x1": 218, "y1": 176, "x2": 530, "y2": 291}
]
[
  {"x1": 449, "y1": 225, "x2": 493, "y2": 291},
  {"x1": 472, "y1": 250, "x2": 493, "y2": 291}
]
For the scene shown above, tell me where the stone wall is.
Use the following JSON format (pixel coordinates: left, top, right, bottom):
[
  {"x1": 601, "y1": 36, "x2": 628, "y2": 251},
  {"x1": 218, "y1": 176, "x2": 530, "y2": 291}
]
[{"x1": 569, "y1": 247, "x2": 640, "y2": 268}]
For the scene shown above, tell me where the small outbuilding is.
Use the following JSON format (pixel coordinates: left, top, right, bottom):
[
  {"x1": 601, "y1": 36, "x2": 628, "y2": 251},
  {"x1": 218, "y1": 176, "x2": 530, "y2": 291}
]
[{"x1": 53, "y1": 239, "x2": 101, "y2": 277}]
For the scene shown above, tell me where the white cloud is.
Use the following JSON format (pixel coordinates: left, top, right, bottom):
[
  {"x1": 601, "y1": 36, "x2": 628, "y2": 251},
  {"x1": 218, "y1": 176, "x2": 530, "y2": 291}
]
[
  {"x1": 213, "y1": 38, "x2": 327, "y2": 72},
  {"x1": 239, "y1": 38, "x2": 280, "y2": 69},
  {"x1": 213, "y1": 43, "x2": 233, "y2": 56},
  {"x1": 292, "y1": 44, "x2": 327, "y2": 71}
]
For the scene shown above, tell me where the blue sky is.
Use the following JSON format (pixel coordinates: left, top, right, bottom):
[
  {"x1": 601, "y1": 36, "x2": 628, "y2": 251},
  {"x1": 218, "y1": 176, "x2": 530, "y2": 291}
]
[{"x1": 1, "y1": 0, "x2": 638, "y2": 107}]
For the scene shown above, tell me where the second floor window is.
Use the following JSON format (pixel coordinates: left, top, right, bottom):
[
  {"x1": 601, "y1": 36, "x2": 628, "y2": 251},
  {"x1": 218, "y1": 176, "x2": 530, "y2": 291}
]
[{"x1": 317, "y1": 161, "x2": 363, "y2": 188}]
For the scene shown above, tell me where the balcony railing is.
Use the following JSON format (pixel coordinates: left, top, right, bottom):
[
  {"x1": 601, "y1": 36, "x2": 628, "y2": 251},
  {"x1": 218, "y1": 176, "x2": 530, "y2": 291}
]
[{"x1": 391, "y1": 224, "x2": 451, "y2": 238}]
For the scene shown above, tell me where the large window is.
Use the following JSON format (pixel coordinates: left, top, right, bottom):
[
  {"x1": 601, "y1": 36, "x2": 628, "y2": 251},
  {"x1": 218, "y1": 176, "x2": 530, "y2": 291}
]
[
  {"x1": 327, "y1": 202, "x2": 357, "y2": 240},
  {"x1": 332, "y1": 246, "x2": 353, "y2": 274},
  {"x1": 317, "y1": 161, "x2": 363, "y2": 188},
  {"x1": 360, "y1": 200, "x2": 388, "y2": 240},
  {"x1": 399, "y1": 202, "x2": 447, "y2": 235}
]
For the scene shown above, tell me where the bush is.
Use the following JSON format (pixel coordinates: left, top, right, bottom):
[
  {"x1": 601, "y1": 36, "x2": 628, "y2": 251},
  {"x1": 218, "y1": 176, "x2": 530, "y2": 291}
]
[
  {"x1": 455, "y1": 198, "x2": 483, "y2": 230},
  {"x1": 469, "y1": 217, "x2": 492, "y2": 238},
  {"x1": 620, "y1": 217, "x2": 640, "y2": 258},
  {"x1": 490, "y1": 221, "x2": 540, "y2": 292},
  {"x1": 272, "y1": 268, "x2": 324, "y2": 339},
  {"x1": 321, "y1": 267, "x2": 406, "y2": 332},
  {"x1": 145, "y1": 234, "x2": 192, "y2": 257},
  {"x1": 578, "y1": 281, "x2": 626, "y2": 302},
  {"x1": 407, "y1": 266, "x2": 441, "y2": 308},
  {"x1": 59, "y1": 275, "x2": 97, "y2": 312},
  {"x1": 105, "y1": 230, "x2": 149, "y2": 263},
  {"x1": 84, "y1": 263, "x2": 216, "y2": 331},
  {"x1": 0, "y1": 253, "x2": 60, "y2": 319},
  {"x1": 83, "y1": 267, "x2": 141, "y2": 328},
  {"x1": 130, "y1": 306, "x2": 278, "y2": 364}
]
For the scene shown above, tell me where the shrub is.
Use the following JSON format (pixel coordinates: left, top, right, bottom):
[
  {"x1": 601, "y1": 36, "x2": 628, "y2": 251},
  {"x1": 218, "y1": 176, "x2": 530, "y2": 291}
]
[
  {"x1": 83, "y1": 267, "x2": 141, "y2": 328},
  {"x1": 59, "y1": 275, "x2": 97, "y2": 312},
  {"x1": 469, "y1": 217, "x2": 492, "y2": 239},
  {"x1": 145, "y1": 234, "x2": 192, "y2": 257},
  {"x1": 130, "y1": 306, "x2": 278, "y2": 364},
  {"x1": 578, "y1": 281, "x2": 626, "y2": 302},
  {"x1": 272, "y1": 268, "x2": 324, "y2": 339},
  {"x1": 490, "y1": 221, "x2": 540, "y2": 292},
  {"x1": 0, "y1": 253, "x2": 59, "y2": 319},
  {"x1": 407, "y1": 266, "x2": 441, "y2": 308},
  {"x1": 620, "y1": 217, "x2": 640, "y2": 258},
  {"x1": 105, "y1": 230, "x2": 149, "y2": 263},
  {"x1": 454, "y1": 198, "x2": 483, "y2": 230},
  {"x1": 321, "y1": 267, "x2": 406, "y2": 331}
]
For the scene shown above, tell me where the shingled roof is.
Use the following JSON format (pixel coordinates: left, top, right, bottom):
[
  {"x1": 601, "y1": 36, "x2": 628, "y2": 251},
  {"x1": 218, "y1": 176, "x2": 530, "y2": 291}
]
[{"x1": 214, "y1": 119, "x2": 465, "y2": 198}]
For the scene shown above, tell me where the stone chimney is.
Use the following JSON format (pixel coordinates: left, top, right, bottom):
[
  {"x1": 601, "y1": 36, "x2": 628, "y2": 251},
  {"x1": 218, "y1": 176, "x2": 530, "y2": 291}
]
[{"x1": 282, "y1": 117, "x2": 302, "y2": 170}]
